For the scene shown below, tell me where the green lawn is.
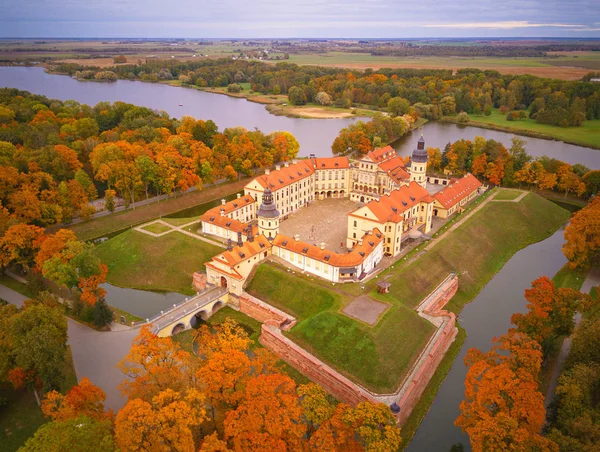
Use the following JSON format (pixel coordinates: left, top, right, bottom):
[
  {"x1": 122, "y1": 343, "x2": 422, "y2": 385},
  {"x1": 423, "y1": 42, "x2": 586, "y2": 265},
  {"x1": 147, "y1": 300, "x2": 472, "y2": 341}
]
[
  {"x1": 462, "y1": 108, "x2": 600, "y2": 149},
  {"x1": 246, "y1": 262, "x2": 434, "y2": 393},
  {"x1": 95, "y1": 229, "x2": 223, "y2": 295},
  {"x1": 0, "y1": 275, "x2": 35, "y2": 299},
  {"x1": 141, "y1": 222, "x2": 172, "y2": 234},
  {"x1": 553, "y1": 264, "x2": 587, "y2": 290},
  {"x1": 161, "y1": 215, "x2": 202, "y2": 227},
  {"x1": 494, "y1": 189, "x2": 522, "y2": 201},
  {"x1": 382, "y1": 193, "x2": 570, "y2": 314}
]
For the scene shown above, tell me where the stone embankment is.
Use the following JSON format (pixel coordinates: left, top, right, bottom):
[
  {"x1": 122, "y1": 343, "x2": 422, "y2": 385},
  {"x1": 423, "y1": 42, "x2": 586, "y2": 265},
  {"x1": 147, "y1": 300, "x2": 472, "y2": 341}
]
[{"x1": 244, "y1": 273, "x2": 459, "y2": 423}]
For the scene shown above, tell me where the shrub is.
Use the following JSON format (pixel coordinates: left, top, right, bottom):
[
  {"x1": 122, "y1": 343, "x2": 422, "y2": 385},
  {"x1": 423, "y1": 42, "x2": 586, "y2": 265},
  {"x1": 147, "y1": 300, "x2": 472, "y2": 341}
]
[
  {"x1": 227, "y1": 83, "x2": 242, "y2": 93},
  {"x1": 457, "y1": 112, "x2": 470, "y2": 123},
  {"x1": 92, "y1": 301, "x2": 114, "y2": 328},
  {"x1": 315, "y1": 91, "x2": 332, "y2": 106}
]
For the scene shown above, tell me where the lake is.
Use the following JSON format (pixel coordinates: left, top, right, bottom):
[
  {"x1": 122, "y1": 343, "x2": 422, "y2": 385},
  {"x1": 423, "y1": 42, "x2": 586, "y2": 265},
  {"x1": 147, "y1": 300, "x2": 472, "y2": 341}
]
[{"x1": 0, "y1": 66, "x2": 598, "y2": 168}]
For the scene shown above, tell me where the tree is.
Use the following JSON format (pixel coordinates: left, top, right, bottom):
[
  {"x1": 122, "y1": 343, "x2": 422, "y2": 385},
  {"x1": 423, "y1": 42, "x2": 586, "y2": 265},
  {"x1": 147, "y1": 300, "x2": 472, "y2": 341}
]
[
  {"x1": 92, "y1": 300, "x2": 115, "y2": 327},
  {"x1": 268, "y1": 131, "x2": 300, "y2": 161},
  {"x1": 224, "y1": 373, "x2": 306, "y2": 451},
  {"x1": 288, "y1": 86, "x2": 307, "y2": 106},
  {"x1": 455, "y1": 331, "x2": 554, "y2": 452},
  {"x1": 307, "y1": 403, "x2": 362, "y2": 452},
  {"x1": 298, "y1": 383, "x2": 335, "y2": 438},
  {"x1": 0, "y1": 223, "x2": 44, "y2": 271},
  {"x1": 471, "y1": 153, "x2": 488, "y2": 178},
  {"x1": 9, "y1": 303, "x2": 68, "y2": 391},
  {"x1": 457, "y1": 112, "x2": 470, "y2": 123},
  {"x1": 582, "y1": 170, "x2": 600, "y2": 197},
  {"x1": 104, "y1": 189, "x2": 116, "y2": 212},
  {"x1": 119, "y1": 326, "x2": 192, "y2": 401},
  {"x1": 426, "y1": 147, "x2": 442, "y2": 171},
  {"x1": 558, "y1": 170, "x2": 586, "y2": 198},
  {"x1": 315, "y1": 91, "x2": 332, "y2": 106},
  {"x1": 115, "y1": 388, "x2": 206, "y2": 452},
  {"x1": 387, "y1": 97, "x2": 410, "y2": 117},
  {"x1": 563, "y1": 197, "x2": 600, "y2": 269},
  {"x1": 41, "y1": 377, "x2": 112, "y2": 422},
  {"x1": 343, "y1": 402, "x2": 402, "y2": 452},
  {"x1": 34, "y1": 228, "x2": 77, "y2": 271},
  {"x1": 20, "y1": 416, "x2": 116, "y2": 452}
]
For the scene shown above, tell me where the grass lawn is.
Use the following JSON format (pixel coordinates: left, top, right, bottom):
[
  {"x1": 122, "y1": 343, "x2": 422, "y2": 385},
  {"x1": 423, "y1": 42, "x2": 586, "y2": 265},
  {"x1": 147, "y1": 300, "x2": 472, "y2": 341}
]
[
  {"x1": 552, "y1": 264, "x2": 587, "y2": 290},
  {"x1": 162, "y1": 215, "x2": 202, "y2": 227},
  {"x1": 460, "y1": 108, "x2": 600, "y2": 149},
  {"x1": 246, "y1": 262, "x2": 434, "y2": 393},
  {"x1": 141, "y1": 222, "x2": 172, "y2": 234},
  {"x1": 381, "y1": 193, "x2": 570, "y2": 314},
  {"x1": 95, "y1": 229, "x2": 222, "y2": 295},
  {"x1": 67, "y1": 179, "x2": 248, "y2": 241},
  {"x1": 0, "y1": 274, "x2": 36, "y2": 299},
  {"x1": 494, "y1": 189, "x2": 522, "y2": 201}
]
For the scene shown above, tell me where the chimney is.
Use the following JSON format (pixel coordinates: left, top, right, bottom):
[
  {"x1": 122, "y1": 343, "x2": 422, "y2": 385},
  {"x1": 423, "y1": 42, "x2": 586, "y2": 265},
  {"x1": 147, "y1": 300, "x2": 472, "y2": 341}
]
[
  {"x1": 320, "y1": 242, "x2": 325, "y2": 250},
  {"x1": 284, "y1": 161, "x2": 289, "y2": 168},
  {"x1": 247, "y1": 229, "x2": 254, "y2": 243},
  {"x1": 265, "y1": 168, "x2": 270, "y2": 175},
  {"x1": 275, "y1": 165, "x2": 281, "y2": 171},
  {"x1": 221, "y1": 199, "x2": 226, "y2": 205},
  {"x1": 227, "y1": 238, "x2": 233, "y2": 251},
  {"x1": 358, "y1": 239, "x2": 363, "y2": 246},
  {"x1": 220, "y1": 208, "x2": 225, "y2": 217},
  {"x1": 292, "y1": 159, "x2": 297, "y2": 165},
  {"x1": 237, "y1": 231, "x2": 243, "y2": 247},
  {"x1": 237, "y1": 193, "x2": 241, "y2": 198},
  {"x1": 294, "y1": 234, "x2": 300, "y2": 242}
]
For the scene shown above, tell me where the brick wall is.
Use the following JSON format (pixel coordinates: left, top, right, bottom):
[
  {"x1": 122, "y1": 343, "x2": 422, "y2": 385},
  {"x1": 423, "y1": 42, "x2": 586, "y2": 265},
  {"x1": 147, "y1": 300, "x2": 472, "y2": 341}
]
[
  {"x1": 192, "y1": 272, "x2": 207, "y2": 292},
  {"x1": 239, "y1": 293, "x2": 297, "y2": 331}
]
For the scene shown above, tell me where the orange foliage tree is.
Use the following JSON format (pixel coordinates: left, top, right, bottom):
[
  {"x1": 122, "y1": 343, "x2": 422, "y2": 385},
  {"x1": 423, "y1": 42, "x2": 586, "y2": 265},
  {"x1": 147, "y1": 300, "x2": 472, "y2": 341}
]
[
  {"x1": 563, "y1": 197, "x2": 600, "y2": 269},
  {"x1": 0, "y1": 223, "x2": 44, "y2": 271},
  {"x1": 41, "y1": 377, "x2": 113, "y2": 422}
]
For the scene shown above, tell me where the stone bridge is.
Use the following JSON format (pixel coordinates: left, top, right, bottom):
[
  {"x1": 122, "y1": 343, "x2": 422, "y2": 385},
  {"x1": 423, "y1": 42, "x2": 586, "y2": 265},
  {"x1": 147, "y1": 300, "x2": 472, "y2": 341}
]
[{"x1": 142, "y1": 286, "x2": 230, "y2": 337}]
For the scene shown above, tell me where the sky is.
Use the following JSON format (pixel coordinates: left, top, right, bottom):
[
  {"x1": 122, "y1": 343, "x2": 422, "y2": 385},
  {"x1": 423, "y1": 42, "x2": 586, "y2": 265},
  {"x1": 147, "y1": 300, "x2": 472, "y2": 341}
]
[{"x1": 2, "y1": 0, "x2": 600, "y2": 38}]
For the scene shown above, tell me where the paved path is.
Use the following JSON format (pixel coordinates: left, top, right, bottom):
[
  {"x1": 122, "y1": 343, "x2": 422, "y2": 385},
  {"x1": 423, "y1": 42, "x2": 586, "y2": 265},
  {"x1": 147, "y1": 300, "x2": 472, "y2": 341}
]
[
  {"x1": 491, "y1": 190, "x2": 527, "y2": 203},
  {"x1": 134, "y1": 219, "x2": 224, "y2": 247},
  {"x1": 1, "y1": 283, "x2": 136, "y2": 412},
  {"x1": 545, "y1": 268, "x2": 600, "y2": 408}
]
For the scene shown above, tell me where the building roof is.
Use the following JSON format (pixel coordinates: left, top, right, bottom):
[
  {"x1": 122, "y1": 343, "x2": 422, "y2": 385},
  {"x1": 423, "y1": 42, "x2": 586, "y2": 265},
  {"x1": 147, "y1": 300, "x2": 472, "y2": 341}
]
[
  {"x1": 200, "y1": 213, "x2": 249, "y2": 233},
  {"x1": 252, "y1": 160, "x2": 314, "y2": 192},
  {"x1": 312, "y1": 156, "x2": 350, "y2": 170},
  {"x1": 433, "y1": 173, "x2": 482, "y2": 209},
  {"x1": 272, "y1": 228, "x2": 384, "y2": 268},
  {"x1": 349, "y1": 182, "x2": 432, "y2": 223},
  {"x1": 200, "y1": 194, "x2": 254, "y2": 222},
  {"x1": 211, "y1": 234, "x2": 271, "y2": 267},
  {"x1": 378, "y1": 157, "x2": 410, "y2": 185},
  {"x1": 412, "y1": 135, "x2": 428, "y2": 163},
  {"x1": 365, "y1": 145, "x2": 396, "y2": 163},
  {"x1": 257, "y1": 187, "x2": 280, "y2": 219}
]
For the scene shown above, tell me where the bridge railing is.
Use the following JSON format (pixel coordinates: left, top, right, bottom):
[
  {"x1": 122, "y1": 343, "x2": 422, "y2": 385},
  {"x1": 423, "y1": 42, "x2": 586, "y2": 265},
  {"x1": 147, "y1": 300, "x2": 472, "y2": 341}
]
[{"x1": 131, "y1": 285, "x2": 227, "y2": 329}]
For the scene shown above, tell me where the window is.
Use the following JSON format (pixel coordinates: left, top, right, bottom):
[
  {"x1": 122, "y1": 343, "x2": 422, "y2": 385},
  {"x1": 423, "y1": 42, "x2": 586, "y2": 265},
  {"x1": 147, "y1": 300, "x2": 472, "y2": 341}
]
[
  {"x1": 353, "y1": 233, "x2": 356, "y2": 238},
  {"x1": 353, "y1": 220, "x2": 357, "y2": 227},
  {"x1": 387, "y1": 238, "x2": 391, "y2": 243}
]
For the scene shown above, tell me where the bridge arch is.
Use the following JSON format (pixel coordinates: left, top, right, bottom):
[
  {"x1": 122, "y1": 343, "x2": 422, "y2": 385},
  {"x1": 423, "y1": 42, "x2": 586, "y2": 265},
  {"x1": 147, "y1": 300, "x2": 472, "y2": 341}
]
[
  {"x1": 212, "y1": 300, "x2": 224, "y2": 313},
  {"x1": 172, "y1": 323, "x2": 186, "y2": 336}
]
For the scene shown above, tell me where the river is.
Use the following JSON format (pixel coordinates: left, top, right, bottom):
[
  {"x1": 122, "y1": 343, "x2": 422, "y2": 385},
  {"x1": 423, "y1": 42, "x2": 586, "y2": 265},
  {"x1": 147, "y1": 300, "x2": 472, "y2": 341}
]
[
  {"x1": 407, "y1": 227, "x2": 568, "y2": 451},
  {"x1": 0, "y1": 66, "x2": 599, "y2": 168}
]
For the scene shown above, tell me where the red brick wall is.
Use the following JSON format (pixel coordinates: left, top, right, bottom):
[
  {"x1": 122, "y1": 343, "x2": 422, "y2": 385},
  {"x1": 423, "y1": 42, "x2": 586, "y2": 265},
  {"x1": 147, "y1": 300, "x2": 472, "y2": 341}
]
[
  {"x1": 239, "y1": 293, "x2": 297, "y2": 331},
  {"x1": 260, "y1": 324, "x2": 377, "y2": 406},
  {"x1": 192, "y1": 272, "x2": 207, "y2": 292}
]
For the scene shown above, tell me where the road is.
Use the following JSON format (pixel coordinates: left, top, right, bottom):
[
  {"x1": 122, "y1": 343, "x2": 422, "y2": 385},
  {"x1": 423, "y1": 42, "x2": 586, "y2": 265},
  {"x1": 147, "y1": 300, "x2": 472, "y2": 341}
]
[{"x1": 1, "y1": 283, "x2": 137, "y2": 412}]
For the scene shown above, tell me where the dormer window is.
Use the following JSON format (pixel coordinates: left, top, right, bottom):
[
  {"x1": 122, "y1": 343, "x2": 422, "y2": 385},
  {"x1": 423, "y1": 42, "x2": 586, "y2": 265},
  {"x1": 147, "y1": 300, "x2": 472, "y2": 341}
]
[
  {"x1": 282, "y1": 240, "x2": 288, "y2": 246},
  {"x1": 302, "y1": 247, "x2": 309, "y2": 253}
]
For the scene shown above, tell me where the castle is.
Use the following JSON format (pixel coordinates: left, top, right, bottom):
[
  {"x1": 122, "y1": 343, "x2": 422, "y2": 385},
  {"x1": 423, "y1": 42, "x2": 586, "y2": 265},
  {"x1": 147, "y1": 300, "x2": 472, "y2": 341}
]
[{"x1": 201, "y1": 137, "x2": 483, "y2": 295}]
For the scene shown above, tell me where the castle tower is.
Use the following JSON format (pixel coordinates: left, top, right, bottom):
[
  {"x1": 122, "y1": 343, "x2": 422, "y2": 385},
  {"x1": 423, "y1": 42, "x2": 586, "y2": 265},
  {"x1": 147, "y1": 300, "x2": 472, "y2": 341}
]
[
  {"x1": 257, "y1": 188, "x2": 280, "y2": 240},
  {"x1": 410, "y1": 135, "x2": 428, "y2": 189}
]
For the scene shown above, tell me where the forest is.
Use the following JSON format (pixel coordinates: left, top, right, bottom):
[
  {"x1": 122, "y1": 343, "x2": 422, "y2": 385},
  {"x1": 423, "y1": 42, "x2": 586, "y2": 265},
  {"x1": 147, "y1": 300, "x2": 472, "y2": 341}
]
[{"x1": 51, "y1": 58, "x2": 600, "y2": 129}]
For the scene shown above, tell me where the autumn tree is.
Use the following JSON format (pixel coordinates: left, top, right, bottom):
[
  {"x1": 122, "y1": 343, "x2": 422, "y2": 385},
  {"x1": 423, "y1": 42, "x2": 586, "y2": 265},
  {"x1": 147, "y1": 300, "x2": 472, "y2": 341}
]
[
  {"x1": 42, "y1": 376, "x2": 112, "y2": 422},
  {"x1": 0, "y1": 223, "x2": 44, "y2": 271},
  {"x1": 115, "y1": 388, "x2": 206, "y2": 452},
  {"x1": 223, "y1": 373, "x2": 307, "y2": 451},
  {"x1": 119, "y1": 326, "x2": 193, "y2": 401},
  {"x1": 455, "y1": 331, "x2": 555, "y2": 452},
  {"x1": 343, "y1": 401, "x2": 402, "y2": 452},
  {"x1": 563, "y1": 197, "x2": 600, "y2": 269}
]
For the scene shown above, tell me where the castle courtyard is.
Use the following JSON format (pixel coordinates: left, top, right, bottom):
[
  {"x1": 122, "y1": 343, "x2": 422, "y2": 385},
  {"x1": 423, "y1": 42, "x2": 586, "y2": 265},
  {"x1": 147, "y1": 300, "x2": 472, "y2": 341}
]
[{"x1": 279, "y1": 197, "x2": 360, "y2": 252}]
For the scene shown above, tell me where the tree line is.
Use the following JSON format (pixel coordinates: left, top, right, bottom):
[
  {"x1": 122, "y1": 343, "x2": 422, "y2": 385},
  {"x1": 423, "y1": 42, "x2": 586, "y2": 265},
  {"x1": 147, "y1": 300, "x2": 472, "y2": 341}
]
[
  {"x1": 13, "y1": 318, "x2": 402, "y2": 451},
  {"x1": 51, "y1": 58, "x2": 600, "y2": 127},
  {"x1": 0, "y1": 88, "x2": 299, "y2": 229}
]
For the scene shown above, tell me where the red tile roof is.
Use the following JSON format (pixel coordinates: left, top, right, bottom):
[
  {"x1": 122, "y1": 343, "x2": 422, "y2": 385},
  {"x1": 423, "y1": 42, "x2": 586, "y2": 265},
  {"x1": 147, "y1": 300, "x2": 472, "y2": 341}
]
[
  {"x1": 378, "y1": 157, "x2": 410, "y2": 184},
  {"x1": 433, "y1": 173, "x2": 482, "y2": 209},
  {"x1": 272, "y1": 228, "x2": 384, "y2": 267},
  {"x1": 200, "y1": 194, "x2": 255, "y2": 232},
  {"x1": 366, "y1": 145, "x2": 395, "y2": 163},
  {"x1": 211, "y1": 234, "x2": 271, "y2": 267},
  {"x1": 349, "y1": 182, "x2": 432, "y2": 223},
  {"x1": 253, "y1": 160, "x2": 314, "y2": 191},
  {"x1": 312, "y1": 156, "x2": 350, "y2": 170}
]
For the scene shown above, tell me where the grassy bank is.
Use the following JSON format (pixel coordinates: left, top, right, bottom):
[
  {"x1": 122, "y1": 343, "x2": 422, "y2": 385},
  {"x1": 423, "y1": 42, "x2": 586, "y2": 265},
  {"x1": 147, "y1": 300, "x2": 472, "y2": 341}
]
[
  {"x1": 383, "y1": 193, "x2": 570, "y2": 314},
  {"x1": 95, "y1": 229, "x2": 222, "y2": 295},
  {"x1": 68, "y1": 179, "x2": 247, "y2": 241},
  {"x1": 246, "y1": 262, "x2": 434, "y2": 393},
  {"x1": 442, "y1": 109, "x2": 600, "y2": 150}
]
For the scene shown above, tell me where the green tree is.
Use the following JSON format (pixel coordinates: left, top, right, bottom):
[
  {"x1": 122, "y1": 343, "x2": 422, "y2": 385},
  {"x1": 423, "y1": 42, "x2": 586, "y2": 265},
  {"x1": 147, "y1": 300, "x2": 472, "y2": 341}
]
[
  {"x1": 387, "y1": 97, "x2": 410, "y2": 117},
  {"x1": 92, "y1": 300, "x2": 115, "y2": 328},
  {"x1": 20, "y1": 416, "x2": 116, "y2": 452},
  {"x1": 288, "y1": 86, "x2": 307, "y2": 106}
]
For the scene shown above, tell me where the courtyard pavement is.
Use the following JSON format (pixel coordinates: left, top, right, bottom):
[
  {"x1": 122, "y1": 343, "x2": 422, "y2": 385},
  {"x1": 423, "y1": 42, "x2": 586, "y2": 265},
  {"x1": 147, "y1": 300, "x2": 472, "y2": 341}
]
[
  {"x1": 0, "y1": 283, "x2": 136, "y2": 412},
  {"x1": 279, "y1": 198, "x2": 360, "y2": 251}
]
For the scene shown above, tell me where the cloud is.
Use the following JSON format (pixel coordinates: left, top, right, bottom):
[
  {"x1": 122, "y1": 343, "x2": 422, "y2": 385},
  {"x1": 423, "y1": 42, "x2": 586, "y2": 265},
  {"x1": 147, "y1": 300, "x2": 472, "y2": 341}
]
[{"x1": 423, "y1": 21, "x2": 584, "y2": 29}]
